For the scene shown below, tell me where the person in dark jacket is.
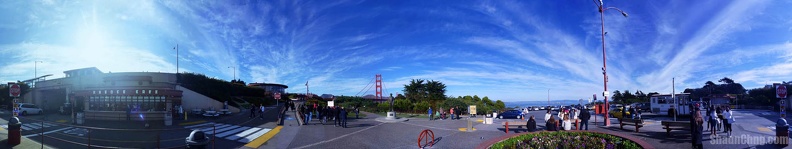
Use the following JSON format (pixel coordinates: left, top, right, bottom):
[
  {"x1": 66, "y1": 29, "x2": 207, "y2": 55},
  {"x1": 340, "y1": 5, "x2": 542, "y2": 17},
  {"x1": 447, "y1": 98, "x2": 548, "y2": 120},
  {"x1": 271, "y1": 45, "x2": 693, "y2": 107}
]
[
  {"x1": 334, "y1": 106, "x2": 341, "y2": 127},
  {"x1": 691, "y1": 108, "x2": 704, "y2": 149},
  {"x1": 455, "y1": 106, "x2": 462, "y2": 120},
  {"x1": 340, "y1": 106, "x2": 348, "y2": 128},
  {"x1": 578, "y1": 108, "x2": 591, "y2": 130},
  {"x1": 526, "y1": 115, "x2": 537, "y2": 132},
  {"x1": 545, "y1": 116, "x2": 558, "y2": 131}
]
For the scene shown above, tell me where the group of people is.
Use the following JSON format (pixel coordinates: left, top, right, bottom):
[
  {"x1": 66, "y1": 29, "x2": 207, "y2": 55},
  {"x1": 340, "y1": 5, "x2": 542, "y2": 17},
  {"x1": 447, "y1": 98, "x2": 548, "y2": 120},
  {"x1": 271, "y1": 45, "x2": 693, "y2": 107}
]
[
  {"x1": 689, "y1": 104, "x2": 736, "y2": 149},
  {"x1": 626, "y1": 106, "x2": 643, "y2": 119},
  {"x1": 248, "y1": 104, "x2": 267, "y2": 119},
  {"x1": 299, "y1": 104, "x2": 355, "y2": 128},
  {"x1": 705, "y1": 105, "x2": 735, "y2": 137},
  {"x1": 427, "y1": 106, "x2": 464, "y2": 120},
  {"x1": 542, "y1": 107, "x2": 592, "y2": 131}
]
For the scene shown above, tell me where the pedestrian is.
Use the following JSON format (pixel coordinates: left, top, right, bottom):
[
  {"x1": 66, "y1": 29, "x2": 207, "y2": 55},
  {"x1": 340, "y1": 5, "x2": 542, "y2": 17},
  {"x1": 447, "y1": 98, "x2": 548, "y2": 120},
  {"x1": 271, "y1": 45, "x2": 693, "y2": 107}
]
[
  {"x1": 557, "y1": 109, "x2": 564, "y2": 127},
  {"x1": 435, "y1": 110, "x2": 441, "y2": 121},
  {"x1": 579, "y1": 108, "x2": 591, "y2": 130},
  {"x1": 691, "y1": 108, "x2": 704, "y2": 149},
  {"x1": 708, "y1": 107, "x2": 719, "y2": 137},
  {"x1": 301, "y1": 105, "x2": 308, "y2": 125},
  {"x1": 562, "y1": 114, "x2": 572, "y2": 130},
  {"x1": 723, "y1": 107, "x2": 734, "y2": 137},
  {"x1": 629, "y1": 107, "x2": 636, "y2": 119},
  {"x1": 317, "y1": 106, "x2": 323, "y2": 123},
  {"x1": 455, "y1": 106, "x2": 462, "y2": 120},
  {"x1": 545, "y1": 116, "x2": 558, "y2": 131},
  {"x1": 526, "y1": 115, "x2": 537, "y2": 132},
  {"x1": 428, "y1": 107, "x2": 433, "y2": 121},
  {"x1": 335, "y1": 106, "x2": 341, "y2": 127},
  {"x1": 355, "y1": 106, "x2": 360, "y2": 119},
  {"x1": 126, "y1": 104, "x2": 132, "y2": 120},
  {"x1": 340, "y1": 106, "x2": 348, "y2": 128},
  {"x1": 260, "y1": 104, "x2": 266, "y2": 119},
  {"x1": 706, "y1": 106, "x2": 712, "y2": 131},
  {"x1": 716, "y1": 105, "x2": 723, "y2": 131},
  {"x1": 450, "y1": 108, "x2": 455, "y2": 120}
]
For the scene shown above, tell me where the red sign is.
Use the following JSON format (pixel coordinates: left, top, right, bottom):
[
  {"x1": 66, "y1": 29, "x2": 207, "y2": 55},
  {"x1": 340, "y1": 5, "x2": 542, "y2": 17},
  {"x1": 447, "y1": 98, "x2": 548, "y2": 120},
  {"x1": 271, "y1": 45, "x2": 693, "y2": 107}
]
[
  {"x1": 778, "y1": 85, "x2": 788, "y2": 99},
  {"x1": 274, "y1": 93, "x2": 281, "y2": 100},
  {"x1": 9, "y1": 83, "x2": 21, "y2": 97}
]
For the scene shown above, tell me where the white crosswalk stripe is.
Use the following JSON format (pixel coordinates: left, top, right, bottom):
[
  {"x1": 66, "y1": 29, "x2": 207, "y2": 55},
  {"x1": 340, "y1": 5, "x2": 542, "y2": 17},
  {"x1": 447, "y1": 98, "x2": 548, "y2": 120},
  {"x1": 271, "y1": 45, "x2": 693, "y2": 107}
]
[
  {"x1": 238, "y1": 128, "x2": 271, "y2": 143},
  {"x1": 20, "y1": 122, "x2": 58, "y2": 131},
  {"x1": 184, "y1": 123, "x2": 272, "y2": 143}
]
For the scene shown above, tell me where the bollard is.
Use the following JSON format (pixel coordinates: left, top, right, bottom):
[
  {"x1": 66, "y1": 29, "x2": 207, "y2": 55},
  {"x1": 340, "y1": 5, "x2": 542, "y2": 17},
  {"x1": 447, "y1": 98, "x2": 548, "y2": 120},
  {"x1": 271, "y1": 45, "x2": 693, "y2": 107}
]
[
  {"x1": 7, "y1": 117, "x2": 21, "y2": 145},
  {"x1": 505, "y1": 121, "x2": 509, "y2": 133}
]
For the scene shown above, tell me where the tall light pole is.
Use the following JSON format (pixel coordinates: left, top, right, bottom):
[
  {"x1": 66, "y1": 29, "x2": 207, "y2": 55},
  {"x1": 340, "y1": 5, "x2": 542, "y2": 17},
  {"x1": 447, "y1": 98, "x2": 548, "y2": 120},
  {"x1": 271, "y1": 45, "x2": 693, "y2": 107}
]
[
  {"x1": 174, "y1": 45, "x2": 179, "y2": 84},
  {"x1": 547, "y1": 89, "x2": 550, "y2": 107},
  {"x1": 593, "y1": 0, "x2": 628, "y2": 126}
]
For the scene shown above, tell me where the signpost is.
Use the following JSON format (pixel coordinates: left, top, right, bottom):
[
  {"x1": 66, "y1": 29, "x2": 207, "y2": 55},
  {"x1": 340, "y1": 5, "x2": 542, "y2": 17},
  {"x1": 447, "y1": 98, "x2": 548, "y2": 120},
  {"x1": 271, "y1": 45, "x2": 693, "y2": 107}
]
[
  {"x1": 779, "y1": 85, "x2": 788, "y2": 118},
  {"x1": 9, "y1": 83, "x2": 21, "y2": 117},
  {"x1": 778, "y1": 85, "x2": 788, "y2": 99},
  {"x1": 274, "y1": 92, "x2": 281, "y2": 106}
]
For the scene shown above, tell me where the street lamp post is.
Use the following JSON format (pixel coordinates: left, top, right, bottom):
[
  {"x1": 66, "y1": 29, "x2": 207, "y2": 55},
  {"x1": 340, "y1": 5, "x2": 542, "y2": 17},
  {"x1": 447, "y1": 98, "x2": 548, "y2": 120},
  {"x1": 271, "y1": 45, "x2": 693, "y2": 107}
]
[
  {"x1": 174, "y1": 44, "x2": 179, "y2": 84},
  {"x1": 34, "y1": 61, "x2": 42, "y2": 105},
  {"x1": 593, "y1": 0, "x2": 628, "y2": 126}
]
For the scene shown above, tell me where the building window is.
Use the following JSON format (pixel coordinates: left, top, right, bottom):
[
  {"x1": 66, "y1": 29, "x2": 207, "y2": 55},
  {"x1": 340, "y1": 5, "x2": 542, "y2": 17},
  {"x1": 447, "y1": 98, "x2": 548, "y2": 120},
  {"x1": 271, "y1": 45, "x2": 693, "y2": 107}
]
[
  {"x1": 155, "y1": 90, "x2": 158, "y2": 94},
  {"x1": 92, "y1": 91, "x2": 95, "y2": 94},
  {"x1": 123, "y1": 90, "x2": 126, "y2": 94},
  {"x1": 104, "y1": 90, "x2": 107, "y2": 94},
  {"x1": 148, "y1": 90, "x2": 152, "y2": 94},
  {"x1": 136, "y1": 90, "x2": 139, "y2": 94}
]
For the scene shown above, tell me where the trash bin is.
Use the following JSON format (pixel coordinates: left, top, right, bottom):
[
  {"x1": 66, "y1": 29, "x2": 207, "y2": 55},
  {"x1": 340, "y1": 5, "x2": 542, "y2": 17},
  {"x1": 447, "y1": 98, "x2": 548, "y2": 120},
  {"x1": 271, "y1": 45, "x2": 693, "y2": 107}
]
[
  {"x1": 186, "y1": 129, "x2": 210, "y2": 149},
  {"x1": 777, "y1": 118, "x2": 789, "y2": 147},
  {"x1": 7, "y1": 117, "x2": 21, "y2": 145}
]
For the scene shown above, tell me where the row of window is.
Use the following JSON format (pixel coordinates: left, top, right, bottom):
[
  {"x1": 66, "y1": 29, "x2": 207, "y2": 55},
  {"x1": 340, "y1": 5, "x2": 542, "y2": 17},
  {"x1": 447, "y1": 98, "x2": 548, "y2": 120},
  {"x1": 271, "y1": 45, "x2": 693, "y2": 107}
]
[
  {"x1": 92, "y1": 89, "x2": 159, "y2": 95},
  {"x1": 87, "y1": 96, "x2": 169, "y2": 112}
]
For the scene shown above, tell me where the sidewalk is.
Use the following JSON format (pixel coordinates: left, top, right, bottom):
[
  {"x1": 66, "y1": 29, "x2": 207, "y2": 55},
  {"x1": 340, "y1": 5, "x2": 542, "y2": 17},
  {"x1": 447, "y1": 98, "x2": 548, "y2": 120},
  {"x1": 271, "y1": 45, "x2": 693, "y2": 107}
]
[
  {"x1": 251, "y1": 106, "x2": 301, "y2": 149},
  {"x1": 0, "y1": 116, "x2": 54, "y2": 149}
]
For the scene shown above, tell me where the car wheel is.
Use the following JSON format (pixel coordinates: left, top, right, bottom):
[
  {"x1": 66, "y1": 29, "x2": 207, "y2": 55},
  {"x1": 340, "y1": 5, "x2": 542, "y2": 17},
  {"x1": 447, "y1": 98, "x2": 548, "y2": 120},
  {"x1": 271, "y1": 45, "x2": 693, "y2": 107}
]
[
  {"x1": 498, "y1": 115, "x2": 503, "y2": 119},
  {"x1": 517, "y1": 116, "x2": 521, "y2": 119}
]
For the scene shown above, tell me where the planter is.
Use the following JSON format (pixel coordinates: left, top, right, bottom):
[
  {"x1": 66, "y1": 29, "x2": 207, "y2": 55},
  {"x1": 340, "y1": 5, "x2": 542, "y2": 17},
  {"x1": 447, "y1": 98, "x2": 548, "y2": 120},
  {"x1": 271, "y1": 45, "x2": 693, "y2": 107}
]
[{"x1": 477, "y1": 130, "x2": 653, "y2": 149}]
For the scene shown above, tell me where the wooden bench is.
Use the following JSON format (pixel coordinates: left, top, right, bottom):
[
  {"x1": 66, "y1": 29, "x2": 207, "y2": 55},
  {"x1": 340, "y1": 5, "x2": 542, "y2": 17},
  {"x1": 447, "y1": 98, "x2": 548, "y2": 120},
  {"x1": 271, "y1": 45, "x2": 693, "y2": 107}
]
[
  {"x1": 661, "y1": 121, "x2": 691, "y2": 136},
  {"x1": 502, "y1": 121, "x2": 528, "y2": 133},
  {"x1": 619, "y1": 118, "x2": 645, "y2": 132}
]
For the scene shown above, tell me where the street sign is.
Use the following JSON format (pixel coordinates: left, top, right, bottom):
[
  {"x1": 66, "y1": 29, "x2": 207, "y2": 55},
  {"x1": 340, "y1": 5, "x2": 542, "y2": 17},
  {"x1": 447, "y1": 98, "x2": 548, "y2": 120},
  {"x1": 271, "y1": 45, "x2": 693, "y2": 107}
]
[
  {"x1": 778, "y1": 85, "x2": 788, "y2": 99},
  {"x1": 593, "y1": 94, "x2": 597, "y2": 101},
  {"x1": 469, "y1": 105, "x2": 477, "y2": 115},
  {"x1": 274, "y1": 93, "x2": 281, "y2": 100},
  {"x1": 9, "y1": 83, "x2": 21, "y2": 97},
  {"x1": 603, "y1": 91, "x2": 610, "y2": 97}
]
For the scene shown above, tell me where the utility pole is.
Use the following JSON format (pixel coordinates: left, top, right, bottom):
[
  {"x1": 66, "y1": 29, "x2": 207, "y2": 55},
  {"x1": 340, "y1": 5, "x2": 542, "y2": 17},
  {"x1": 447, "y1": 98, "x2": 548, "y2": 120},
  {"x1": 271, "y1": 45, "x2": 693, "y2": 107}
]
[{"x1": 673, "y1": 77, "x2": 676, "y2": 121}]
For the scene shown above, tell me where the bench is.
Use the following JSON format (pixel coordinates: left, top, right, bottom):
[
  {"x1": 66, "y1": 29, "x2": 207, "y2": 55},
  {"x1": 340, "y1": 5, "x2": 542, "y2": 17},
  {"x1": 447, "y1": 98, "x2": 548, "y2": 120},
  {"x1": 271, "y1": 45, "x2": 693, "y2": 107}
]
[
  {"x1": 619, "y1": 118, "x2": 645, "y2": 132},
  {"x1": 502, "y1": 121, "x2": 528, "y2": 133},
  {"x1": 661, "y1": 121, "x2": 691, "y2": 136}
]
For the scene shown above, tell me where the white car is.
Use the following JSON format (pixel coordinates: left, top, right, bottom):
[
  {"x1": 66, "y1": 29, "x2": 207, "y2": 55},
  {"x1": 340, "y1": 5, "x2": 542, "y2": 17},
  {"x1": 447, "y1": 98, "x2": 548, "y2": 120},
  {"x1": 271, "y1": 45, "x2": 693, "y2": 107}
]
[{"x1": 18, "y1": 103, "x2": 44, "y2": 115}]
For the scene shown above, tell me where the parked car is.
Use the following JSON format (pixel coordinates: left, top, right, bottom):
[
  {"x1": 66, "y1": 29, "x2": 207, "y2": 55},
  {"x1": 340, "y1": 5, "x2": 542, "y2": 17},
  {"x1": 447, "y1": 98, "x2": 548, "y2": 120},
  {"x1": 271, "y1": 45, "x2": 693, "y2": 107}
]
[
  {"x1": 531, "y1": 106, "x2": 540, "y2": 111},
  {"x1": 497, "y1": 110, "x2": 523, "y2": 119},
  {"x1": 608, "y1": 107, "x2": 631, "y2": 119},
  {"x1": 18, "y1": 103, "x2": 44, "y2": 115},
  {"x1": 632, "y1": 103, "x2": 651, "y2": 112},
  {"x1": 538, "y1": 106, "x2": 546, "y2": 110}
]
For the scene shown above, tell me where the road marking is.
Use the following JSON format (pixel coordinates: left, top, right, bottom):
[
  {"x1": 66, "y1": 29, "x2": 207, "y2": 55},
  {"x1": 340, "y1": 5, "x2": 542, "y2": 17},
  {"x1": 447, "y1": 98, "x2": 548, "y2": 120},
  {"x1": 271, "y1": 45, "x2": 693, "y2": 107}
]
[
  {"x1": 226, "y1": 127, "x2": 262, "y2": 141},
  {"x1": 179, "y1": 120, "x2": 207, "y2": 126},
  {"x1": 23, "y1": 127, "x2": 72, "y2": 137},
  {"x1": 238, "y1": 128, "x2": 270, "y2": 143},
  {"x1": 244, "y1": 126, "x2": 281, "y2": 148},
  {"x1": 759, "y1": 127, "x2": 772, "y2": 132},
  {"x1": 216, "y1": 126, "x2": 251, "y2": 138},
  {"x1": 458, "y1": 128, "x2": 477, "y2": 132},
  {"x1": 211, "y1": 125, "x2": 240, "y2": 134},
  {"x1": 201, "y1": 124, "x2": 233, "y2": 134},
  {"x1": 184, "y1": 122, "x2": 215, "y2": 129}
]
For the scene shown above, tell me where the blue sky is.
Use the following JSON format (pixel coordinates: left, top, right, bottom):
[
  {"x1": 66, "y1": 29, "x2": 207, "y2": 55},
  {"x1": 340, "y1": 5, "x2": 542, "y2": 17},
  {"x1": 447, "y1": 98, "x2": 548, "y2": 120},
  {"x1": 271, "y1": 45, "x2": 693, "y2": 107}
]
[{"x1": 2, "y1": 0, "x2": 792, "y2": 102}]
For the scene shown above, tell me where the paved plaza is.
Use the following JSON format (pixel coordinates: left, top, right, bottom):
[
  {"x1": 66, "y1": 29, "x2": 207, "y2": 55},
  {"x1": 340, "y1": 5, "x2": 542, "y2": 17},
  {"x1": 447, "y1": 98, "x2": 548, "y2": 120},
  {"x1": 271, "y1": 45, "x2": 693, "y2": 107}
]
[{"x1": 2, "y1": 104, "x2": 792, "y2": 149}]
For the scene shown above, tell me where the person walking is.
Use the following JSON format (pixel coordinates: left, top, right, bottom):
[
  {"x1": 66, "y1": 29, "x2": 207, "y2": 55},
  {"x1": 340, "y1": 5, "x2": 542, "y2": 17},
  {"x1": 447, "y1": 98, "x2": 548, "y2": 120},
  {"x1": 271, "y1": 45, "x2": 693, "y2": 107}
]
[
  {"x1": 126, "y1": 104, "x2": 132, "y2": 120},
  {"x1": 428, "y1": 107, "x2": 433, "y2": 121},
  {"x1": 691, "y1": 108, "x2": 704, "y2": 149},
  {"x1": 334, "y1": 106, "x2": 341, "y2": 127},
  {"x1": 300, "y1": 105, "x2": 308, "y2": 125},
  {"x1": 723, "y1": 107, "x2": 734, "y2": 137},
  {"x1": 716, "y1": 105, "x2": 723, "y2": 131},
  {"x1": 579, "y1": 108, "x2": 591, "y2": 130},
  {"x1": 450, "y1": 108, "x2": 455, "y2": 120},
  {"x1": 455, "y1": 106, "x2": 462, "y2": 120},
  {"x1": 708, "y1": 107, "x2": 719, "y2": 137},
  {"x1": 629, "y1": 107, "x2": 636, "y2": 119},
  {"x1": 706, "y1": 106, "x2": 712, "y2": 131},
  {"x1": 340, "y1": 106, "x2": 348, "y2": 128},
  {"x1": 259, "y1": 104, "x2": 266, "y2": 120},
  {"x1": 526, "y1": 115, "x2": 537, "y2": 132},
  {"x1": 355, "y1": 106, "x2": 360, "y2": 119},
  {"x1": 545, "y1": 116, "x2": 558, "y2": 131}
]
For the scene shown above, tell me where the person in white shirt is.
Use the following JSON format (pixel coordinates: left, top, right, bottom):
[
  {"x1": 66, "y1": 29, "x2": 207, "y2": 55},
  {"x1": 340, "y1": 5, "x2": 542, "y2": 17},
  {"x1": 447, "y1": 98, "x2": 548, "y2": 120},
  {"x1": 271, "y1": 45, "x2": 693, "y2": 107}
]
[
  {"x1": 544, "y1": 109, "x2": 552, "y2": 122},
  {"x1": 562, "y1": 115, "x2": 572, "y2": 130},
  {"x1": 723, "y1": 107, "x2": 734, "y2": 137}
]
